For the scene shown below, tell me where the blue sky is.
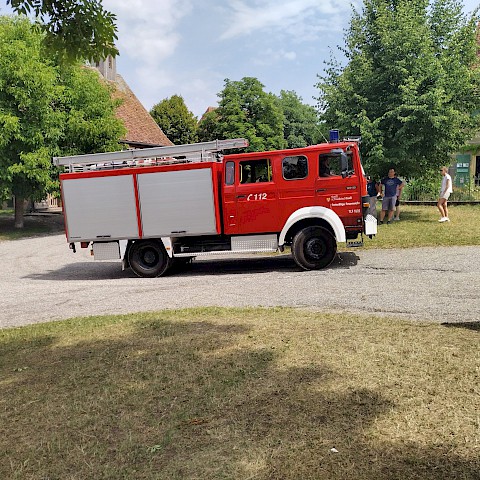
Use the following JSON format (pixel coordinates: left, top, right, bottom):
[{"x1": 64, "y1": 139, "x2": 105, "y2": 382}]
[{"x1": 1, "y1": 0, "x2": 479, "y2": 118}]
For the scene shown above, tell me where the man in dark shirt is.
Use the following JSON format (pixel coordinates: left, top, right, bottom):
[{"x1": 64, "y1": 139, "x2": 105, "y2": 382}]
[
  {"x1": 379, "y1": 168, "x2": 404, "y2": 224},
  {"x1": 366, "y1": 175, "x2": 380, "y2": 217}
]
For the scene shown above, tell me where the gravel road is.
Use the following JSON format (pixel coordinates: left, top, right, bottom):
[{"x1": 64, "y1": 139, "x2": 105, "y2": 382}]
[{"x1": 1, "y1": 233, "x2": 479, "y2": 328}]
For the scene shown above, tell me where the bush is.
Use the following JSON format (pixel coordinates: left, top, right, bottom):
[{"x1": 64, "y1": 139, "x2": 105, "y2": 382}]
[
  {"x1": 402, "y1": 177, "x2": 440, "y2": 201},
  {"x1": 403, "y1": 177, "x2": 480, "y2": 202}
]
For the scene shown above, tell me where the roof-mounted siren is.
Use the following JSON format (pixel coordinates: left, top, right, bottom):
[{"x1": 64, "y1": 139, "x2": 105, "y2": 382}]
[{"x1": 329, "y1": 129, "x2": 340, "y2": 143}]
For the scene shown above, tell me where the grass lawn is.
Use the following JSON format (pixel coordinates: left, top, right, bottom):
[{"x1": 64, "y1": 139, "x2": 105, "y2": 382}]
[
  {"x1": 0, "y1": 210, "x2": 64, "y2": 241},
  {"x1": 1, "y1": 308, "x2": 479, "y2": 480},
  {"x1": 361, "y1": 204, "x2": 480, "y2": 249}
]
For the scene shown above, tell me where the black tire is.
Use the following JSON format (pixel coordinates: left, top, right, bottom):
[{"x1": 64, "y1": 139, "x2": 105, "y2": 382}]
[
  {"x1": 128, "y1": 240, "x2": 171, "y2": 278},
  {"x1": 292, "y1": 226, "x2": 337, "y2": 270}
]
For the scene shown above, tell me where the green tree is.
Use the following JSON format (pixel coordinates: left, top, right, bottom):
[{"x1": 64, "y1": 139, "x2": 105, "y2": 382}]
[
  {"x1": 316, "y1": 0, "x2": 480, "y2": 178},
  {"x1": 150, "y1": 95, "x2": 198, "y2": 145},
  {"x1": 276, "y1": 90, "x2": 323, "y2": 148},
  {"x1": 57, "y1": 66, "x2": 125, "y2": 156},
  {"x1": 0, "y1": 16, "x2": 125, "y2": 228},
  {"x1": 197, "y1": 108, "x2": 220, "y2": 143},
  {"x1": 7, "y1": 0, "x2": 117, "y2": 62},
  {"x1": 204, "y1": 77, "x2": 286, "y2": 152}
]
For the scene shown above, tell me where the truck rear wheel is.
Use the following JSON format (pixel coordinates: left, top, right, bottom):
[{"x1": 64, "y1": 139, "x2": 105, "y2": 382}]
[
  {"x1": 128, "y1": 240, "x2": 171, "y2": 278},
  {"x1": 292, "y1": 226, "x2": 336, "y2": 270}
]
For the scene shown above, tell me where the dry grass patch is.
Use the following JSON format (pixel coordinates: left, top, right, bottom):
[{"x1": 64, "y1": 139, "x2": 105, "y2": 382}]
[{"x1": 1, "y1": 308, "x2": 478, "y2": 479}]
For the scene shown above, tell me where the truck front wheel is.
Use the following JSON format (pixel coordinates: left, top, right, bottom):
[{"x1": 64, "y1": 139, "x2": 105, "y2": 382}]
[
  {"x1": 128, "y1": 240, "x2": 171, "y2": 278},
  {"x1": 292, "y1": 226, "x2": 336, "y2": 270}
]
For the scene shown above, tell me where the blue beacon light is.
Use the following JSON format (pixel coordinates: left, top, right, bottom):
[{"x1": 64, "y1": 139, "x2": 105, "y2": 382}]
[{"x1": 329, "y1": 129, "x2": 340, "y2": 142}]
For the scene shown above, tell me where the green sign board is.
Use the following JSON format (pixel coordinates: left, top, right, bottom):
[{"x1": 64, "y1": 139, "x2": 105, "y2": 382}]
[{"x1": 455, "y1": 154, "x2": 470, "y2": 187}]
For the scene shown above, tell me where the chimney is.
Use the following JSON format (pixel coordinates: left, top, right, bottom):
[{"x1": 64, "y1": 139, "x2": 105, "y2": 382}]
[{"x1": 95, "y1": 54, "x2": 117, "y2": 82}]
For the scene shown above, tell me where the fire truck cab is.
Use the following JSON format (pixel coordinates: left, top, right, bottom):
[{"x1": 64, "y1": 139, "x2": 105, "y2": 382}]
[{"x1": 55, "y1": 136, "x2": 376, "y2": 278}]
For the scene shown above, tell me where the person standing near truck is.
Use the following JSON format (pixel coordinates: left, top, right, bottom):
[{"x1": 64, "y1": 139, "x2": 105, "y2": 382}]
[
  {"x1": 437, "y1": 166, "x2": 453, "y2": 222},
  {"x1": 393, "y1": 173, "x2": 404, "y2": 221},
  {"x1": 379, "y1": 168, "x2": 404, "y2": 224},
  {"x1": 366, "y1": 175, "x2": 380, "y2": 217}
]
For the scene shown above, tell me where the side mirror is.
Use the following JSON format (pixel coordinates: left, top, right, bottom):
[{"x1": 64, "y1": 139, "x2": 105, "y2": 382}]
[{"x1": 329, "y1": 148, "x2": 349, "y2": 177}]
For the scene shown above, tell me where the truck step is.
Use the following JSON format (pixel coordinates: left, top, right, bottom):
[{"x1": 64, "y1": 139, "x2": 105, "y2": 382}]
[{"x1": 346, "y1": 240, "x2": 363, "y2": 248}]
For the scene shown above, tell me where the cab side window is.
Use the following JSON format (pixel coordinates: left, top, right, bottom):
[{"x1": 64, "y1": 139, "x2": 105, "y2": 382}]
[
  {"x1": 282, "y1": 155, "x2": 308, "y2": 180},
  {"x1": 240, "y1": 159, "x2": 272, "y2": 184},
  {"x1": 319, "y1": 153, "x2": 354, "y2": 178},
  {"x1": 225, "y1": 161, "x2": 235, "y2": 185}
]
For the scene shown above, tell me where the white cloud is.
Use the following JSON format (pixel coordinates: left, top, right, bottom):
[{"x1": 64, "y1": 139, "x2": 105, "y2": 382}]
[
  {"x1": 126, "y1": 63, "x2": 223, "y2": 118},
  {"x1": 98, "y1": 0, "x2": 361, "y2": 117},
  {"x1": 254, "y1": 48, "x2": 297, "y2": 66},
  {"x1": 220, "y1": 0, "x2": 354, "y2": 40},
  {"x1": 103, "y1": 0, "x2": 193, "y2": 63},
  {"x1": 100, "y1": 0, "x2": 228, "y2": 117}
]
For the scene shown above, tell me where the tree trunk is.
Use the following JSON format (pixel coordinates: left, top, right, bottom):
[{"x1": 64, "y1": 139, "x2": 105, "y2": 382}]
[{"x1": 14, "y1": 195, "x2": 25, "y2": 229}]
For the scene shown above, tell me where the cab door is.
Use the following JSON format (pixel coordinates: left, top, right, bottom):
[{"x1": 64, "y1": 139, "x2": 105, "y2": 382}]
[
  {"x1": 222, "y1": 161, "x2": 237, "y2": 232},
  {"x1": 223, "y1": 157, "x2": 279, "y2": 235},
  {"x1": 315, "y1": 151, "x2": 362, "y2": 219}
]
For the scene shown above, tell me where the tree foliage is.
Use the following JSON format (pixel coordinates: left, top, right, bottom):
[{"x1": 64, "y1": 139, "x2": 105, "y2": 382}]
[
  {"x1": 57, "y1": 66, "x2": 126, "y2": 156},
  {"x1": 0, "y1": 16, "x2": 125, "y2": 227},
  {"x1": 198, "y1": 77, "x2": 286, "y2": 152},
  {"x1": 197, "y1": 79, "x2": 323, "y2": 151},
  {"x1": 150, "y1": 95, "x2": 198, "y2": 145},
  {"x1": 7, "y1": 0, "x2": 118, "y2": 61},
  {"x1": 316, "y1": 0, "x2": 480, "y2": 178},
  {"x1": 197, "y1": 109, "x2": 219, "y2": 144},
  {"x1": 276, "y1": 90, "x2": 324, "y2": 148}
]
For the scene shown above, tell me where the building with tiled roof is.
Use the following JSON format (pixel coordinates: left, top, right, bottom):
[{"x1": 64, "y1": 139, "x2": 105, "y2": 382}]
[
  {"x1": 199, "y1": 106, "x2": 218, "y2": 123},
  {"x1": 95, "y1": 56, "x2": 173, "y2": 148}
]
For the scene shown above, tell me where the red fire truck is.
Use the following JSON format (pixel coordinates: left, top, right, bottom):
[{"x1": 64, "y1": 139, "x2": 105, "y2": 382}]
[{"x1": 54, "y1": 136, "x2": 377, "y2": 277}]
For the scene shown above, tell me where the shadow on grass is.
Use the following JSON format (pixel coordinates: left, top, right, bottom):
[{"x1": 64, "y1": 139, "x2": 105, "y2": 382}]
[
  {"x1": 1, "y1": 316, "x2": 478, "y2": 479},
  {"x1": 25, "y1": 251, "x2": 360, "y2": 281},
  {"x1": 442, "y1": 321, "x2": 480, "y2": 332},
  {"x1": 395, "y1": 211, "x2": 426, "y2": 221}
]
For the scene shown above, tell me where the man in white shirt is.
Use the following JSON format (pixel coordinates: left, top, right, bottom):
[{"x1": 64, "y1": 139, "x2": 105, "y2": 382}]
[{"x1": 437, "y1": 166, "x2": 453, "y2": 222}]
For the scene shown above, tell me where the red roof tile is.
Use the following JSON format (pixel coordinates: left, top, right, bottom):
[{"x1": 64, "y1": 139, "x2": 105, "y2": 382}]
[{"x1": 112, "y1": 75, "x2": 173, "y2": 147}]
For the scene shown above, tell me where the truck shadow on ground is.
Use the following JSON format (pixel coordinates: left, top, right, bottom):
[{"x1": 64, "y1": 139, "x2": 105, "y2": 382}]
[
  {"x1": 176, "y1": 251, "x2": 359, "y2": 277},
  {"x1": 26, "y1": 252, "x2": 360, "y2": 281}
]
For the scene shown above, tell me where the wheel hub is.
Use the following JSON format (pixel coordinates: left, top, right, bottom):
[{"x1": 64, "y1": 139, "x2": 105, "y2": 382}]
[
  {"x1": 142, "y1": 249, "x2": 157, "y2": 266},
  {"x1": 306, "y1": 238, "x2": 325, "y2": 259}
]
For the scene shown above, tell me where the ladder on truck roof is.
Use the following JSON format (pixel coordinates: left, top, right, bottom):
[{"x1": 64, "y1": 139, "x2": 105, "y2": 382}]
[{"x1": 53, "y1": 138, "x2": 249, "y2": 173}]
